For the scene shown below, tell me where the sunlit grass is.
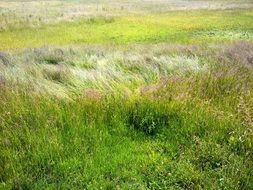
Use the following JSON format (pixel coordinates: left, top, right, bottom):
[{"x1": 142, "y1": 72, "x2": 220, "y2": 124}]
[
  {"x1": 1, "y1": 42, "x2": 253, "y2": 188},
  {"x1": 1, "y1": 1, "x2": 253, "y2": 189},
  {"x1": 0, "y1": 9, "x2": 252, "y2": 50}
]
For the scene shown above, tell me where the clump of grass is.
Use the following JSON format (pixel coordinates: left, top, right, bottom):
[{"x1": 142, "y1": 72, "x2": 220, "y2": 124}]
[
  {"x1": 42, "y1": 64, "x2": 71, "y2": 83},
  {"x1": 35, "y1": 49, "x2": 65, "y2": 65},
  {"x1": 41, "y1": 56, "x2": 63, "y2": 65},
  {"x1": 217, "y1": 41, "x2": 253, "y2": 66},
  {"x1": 0, "y1": 52, "x2": 10, "y2": 66},
  {"x1": 87, "y1": 16, "x2": 115, "y2": 24},
  {"x1": 127, "y1": 99, "x2": 171, "y2": 135}
]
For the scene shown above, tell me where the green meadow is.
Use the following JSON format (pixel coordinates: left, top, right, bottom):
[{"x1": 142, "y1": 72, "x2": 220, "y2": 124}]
[
  {"x1": 0, "y1": 0, "x2": 253, "y2": 189},
  {"x1": 0, "y1": 9, "x2": 253, "y2": 50}
]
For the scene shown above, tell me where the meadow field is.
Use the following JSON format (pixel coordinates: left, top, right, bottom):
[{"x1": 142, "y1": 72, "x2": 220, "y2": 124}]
[{"x1": 0, "y1": 0, "x2": 253, "y2": 189}]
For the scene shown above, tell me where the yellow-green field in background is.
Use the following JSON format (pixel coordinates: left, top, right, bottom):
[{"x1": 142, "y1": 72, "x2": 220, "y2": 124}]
[{"x1": 0, "y1": 9, "x2": 252, "y2": 50}]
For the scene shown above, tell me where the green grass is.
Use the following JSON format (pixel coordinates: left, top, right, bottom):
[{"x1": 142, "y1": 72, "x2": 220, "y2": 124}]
[
  {"x1": 0, "y1": 9, "x2": 253, "y2": 50},
  {"x1": 1, "y1": 1, "x2": 253, "y2": 189},
  {"x1": 1, "y1": 42, "x2": 253, "y2": 189},
  {"x1": 0, "y1": 74, "x2": 252, "y2": 189}
]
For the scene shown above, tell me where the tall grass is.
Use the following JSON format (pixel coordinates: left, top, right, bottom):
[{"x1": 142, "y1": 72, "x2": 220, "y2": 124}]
[
  {"x1": 1, "y1": 41, "x2": 253, "y2": 189},
  {"x1": 0, "y1": 45, "x2": 209, "y2": 98}
]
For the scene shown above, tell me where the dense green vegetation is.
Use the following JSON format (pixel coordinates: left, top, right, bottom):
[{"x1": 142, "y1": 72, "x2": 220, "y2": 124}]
[
  {"x1": 1, "y1": 42, "x2": 253, "y2": 189},
  {"x1": 0, "y1": 0, "x2": 253, "y2": 189}
]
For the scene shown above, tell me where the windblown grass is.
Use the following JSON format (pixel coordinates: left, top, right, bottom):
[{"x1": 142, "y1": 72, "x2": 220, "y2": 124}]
[
  {"x1": 0, "y1": 1, "x2": 253, "y2": 189},
  {"x1": 0, "y1": 44, "x2": 208, "y2": 98},
  {"x1": 1, "y1": 41, "x2": 253, "y2": 189}
]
